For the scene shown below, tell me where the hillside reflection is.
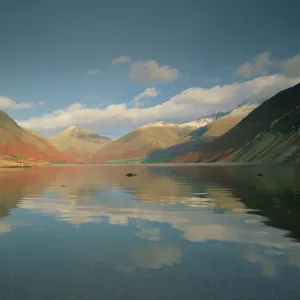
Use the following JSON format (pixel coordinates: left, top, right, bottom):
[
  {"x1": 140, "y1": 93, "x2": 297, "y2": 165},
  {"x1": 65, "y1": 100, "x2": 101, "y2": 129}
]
[{"x1": 0, "y1": 165, "x2": 299, "y2": 277}]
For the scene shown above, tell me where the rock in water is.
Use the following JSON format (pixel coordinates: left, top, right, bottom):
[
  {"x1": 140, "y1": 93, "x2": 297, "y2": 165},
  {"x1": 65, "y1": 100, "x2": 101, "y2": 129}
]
[{"x1": 126, "y1": 173, "x2": 137, "y2": 177}]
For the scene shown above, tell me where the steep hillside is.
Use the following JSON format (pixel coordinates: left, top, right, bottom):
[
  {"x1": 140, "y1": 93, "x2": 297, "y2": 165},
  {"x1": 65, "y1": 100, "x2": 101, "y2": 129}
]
[
  {"x1": 88, "y1": 122, "x2": 194, "y2": 163},
  {"x1": 146, "y1": 104, "x2": 258, "y2": 163},
  {"x1": 171, "y1": 82, "x2": 300, "y2": 163},
  {"x1": 190, "y1": 104, "x2": 258, "y2": 138},
  {"x1": 230, "y1": 106, "x2": 300, "y2": 163},
  {"x1": 49, "y1": 126, "x2": 113, "y2": 160},
  {"x1": 0, "y1": 111, "x2": 74, "y2": 164}
]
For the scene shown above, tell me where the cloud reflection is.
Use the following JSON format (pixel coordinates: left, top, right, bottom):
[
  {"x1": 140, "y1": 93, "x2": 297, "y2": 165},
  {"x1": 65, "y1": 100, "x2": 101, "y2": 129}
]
[
  {"x1": 0, "y1": 222, "x2": 12, "y2": 236},
  {"x1": 1, "y1": 165, "x2": 300, "y2": 274},
  {"x1": 116, "y1": 244, "x2": 181, "y2": 271}
]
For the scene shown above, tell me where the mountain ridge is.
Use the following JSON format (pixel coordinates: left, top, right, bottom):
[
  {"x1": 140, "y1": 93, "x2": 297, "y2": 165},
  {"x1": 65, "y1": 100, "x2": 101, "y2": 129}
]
[
  {"x1": 2, "y1": 83, "x2": 299, "y2": 166},
  {"x1": 145, "y1": 103, "x2": 259, "y2": 163},
  {"x1": 170, "y1": 82, "x2": 300, "y2": 163},
  {"x1": 0, "y1": 110, "x2": 75, "y2": 165},
  {"x1": 89, "y1": 102, "x2": 259, "y2": 163},
  {"x1": 49, "y1": 126, "x2": 113, "y2": 160}
]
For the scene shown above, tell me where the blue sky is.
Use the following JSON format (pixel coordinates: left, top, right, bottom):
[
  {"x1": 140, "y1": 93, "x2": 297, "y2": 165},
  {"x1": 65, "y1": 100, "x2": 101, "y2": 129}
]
[{"x1": 0, "y1": 0, "x2": 300, "y2": 138}]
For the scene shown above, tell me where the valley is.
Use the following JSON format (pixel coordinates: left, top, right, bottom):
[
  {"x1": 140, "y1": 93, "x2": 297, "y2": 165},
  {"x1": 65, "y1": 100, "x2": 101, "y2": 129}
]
[{"x1": 1, "y1": 83, "x2": 300, "y2": 166}]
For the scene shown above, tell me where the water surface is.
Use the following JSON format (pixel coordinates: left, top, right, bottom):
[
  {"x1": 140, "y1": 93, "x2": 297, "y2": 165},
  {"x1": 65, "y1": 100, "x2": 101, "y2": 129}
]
[{"x1": 0, "y1": 164, "x2": 300, "y2": 300}]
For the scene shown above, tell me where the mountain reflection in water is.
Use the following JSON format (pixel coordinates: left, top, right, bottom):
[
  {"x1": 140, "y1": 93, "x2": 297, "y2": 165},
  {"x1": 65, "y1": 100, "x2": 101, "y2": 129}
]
[{"x1": 0, "y1": 164, "x2": 299, "y2": 300}]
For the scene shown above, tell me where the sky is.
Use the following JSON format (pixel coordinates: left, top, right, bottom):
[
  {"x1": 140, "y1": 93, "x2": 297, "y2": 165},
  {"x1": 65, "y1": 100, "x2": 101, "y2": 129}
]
[{"x1": 0, "y1": 0, "x2": 300, "y2": 139}]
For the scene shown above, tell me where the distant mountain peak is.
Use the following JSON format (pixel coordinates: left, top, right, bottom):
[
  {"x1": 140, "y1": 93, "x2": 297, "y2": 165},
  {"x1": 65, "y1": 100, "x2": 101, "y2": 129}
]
[
  {"x1": 59, "y1": 126, "x2": 101, "y2": 138},
  {"x1": 66, "y1": 125, "x2": 78, "y2": 130},
  {"x1": 64, "y1": 125, "x2": 88, "y2": 132},
  {"x1": 49, "y1": 126, "x2": 113, "y2": 159},
  {"x1": 202, "y1": 110, "x2": 230, "y2": 119}
]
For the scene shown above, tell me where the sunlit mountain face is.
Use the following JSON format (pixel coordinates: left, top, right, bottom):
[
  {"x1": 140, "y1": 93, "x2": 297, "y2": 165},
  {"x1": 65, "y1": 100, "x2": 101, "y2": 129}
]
[{"x1": 48, "y1": 126, "x2": 113, "y2": 160}]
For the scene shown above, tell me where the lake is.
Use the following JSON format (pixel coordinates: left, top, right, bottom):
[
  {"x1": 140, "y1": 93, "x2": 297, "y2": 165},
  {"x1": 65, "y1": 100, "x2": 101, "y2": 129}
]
[{"x1": 0, "y1": 164, "x2": 299, "y2": 300}]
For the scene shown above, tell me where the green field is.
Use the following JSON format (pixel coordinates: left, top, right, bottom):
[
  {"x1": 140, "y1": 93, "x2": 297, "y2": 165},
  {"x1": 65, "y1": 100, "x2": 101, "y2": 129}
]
[
  {"x1": 105, "y1": 157, "x2": 145, "y2": 164},
  {"x1": 104, "y1": 155, "x2": 176, "y2": 164}
]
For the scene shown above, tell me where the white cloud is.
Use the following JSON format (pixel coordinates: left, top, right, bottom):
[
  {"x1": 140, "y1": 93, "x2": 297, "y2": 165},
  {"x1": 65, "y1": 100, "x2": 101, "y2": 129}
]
[
  {"x1": 281, "y1": 53, "x2": 300, "y2": 77},
  {"x1": 112, "y1": 56, "x2": 132, "y2": 65},
  {"x1": 236, "y1": 52, "x2": 300, "y2": 78},
  {"x1": 236, "y1": 52, "x2": 273, "y2": 78},
  {"x1": 17, "y1": 74, "x2": 300, "y2": 131},
  {"x1": 129, "y1": 60, "x2": 179, "y2": 84},
  {"x1": 132, "y1": 87, "x2": 159, "y2": 107},
  {"x1": 86, "y1": 69, "x2": 102, "y2": 75},
  {"x1": 0, "y1": 97, "x2": 45, "y2": 110}
]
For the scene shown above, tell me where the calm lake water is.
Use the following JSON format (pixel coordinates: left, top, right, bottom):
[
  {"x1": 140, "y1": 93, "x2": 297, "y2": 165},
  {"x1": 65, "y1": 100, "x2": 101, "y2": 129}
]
[{"x1": 0, "y1": 164, "x2": 300, "y2": 300}]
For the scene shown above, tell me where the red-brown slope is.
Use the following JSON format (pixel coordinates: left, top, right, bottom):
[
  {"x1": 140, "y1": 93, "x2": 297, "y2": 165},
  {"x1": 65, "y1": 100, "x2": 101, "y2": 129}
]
[
  {"x1": 63, "y1": 148, "x2": 90, "y2": 160},
  {"x1": 0, "y1": 111, "x2": 75, "y2": 163}
]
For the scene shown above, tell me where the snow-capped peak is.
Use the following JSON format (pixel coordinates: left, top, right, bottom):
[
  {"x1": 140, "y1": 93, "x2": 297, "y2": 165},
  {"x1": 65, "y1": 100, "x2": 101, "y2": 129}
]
[
  {"x1": 140, "y1": 121, "x2": 176, "y2": 128},
  {"x1": 138, "y1": 102, "x2": 260, "y2": 131},
  {"x1": 179, "y1": 117, "x2": 215, "y2": 128},
  {"x1": 65, "y1": 125, "x2": 78, "y2": 131},
  {"x1": 229, "y1": 104, "x2": 258, "y2": 117},
  {"x1": 59, "y1": 126, "x2": 102, "y2": 139}
]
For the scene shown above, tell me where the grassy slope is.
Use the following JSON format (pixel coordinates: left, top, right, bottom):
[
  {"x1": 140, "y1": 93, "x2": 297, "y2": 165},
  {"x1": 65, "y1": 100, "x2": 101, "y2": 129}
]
[
  {"x1": 171, "y1": 82, "x2": 300, "y2": 163},
  {"x1": 88, "y1": 125, "x2": 192, "y2": 163},
  {"x1": 199, "y1": 116, "x2": 244, "y2": 137},
  {"x1": 231, "y1": 106, "x2": 300, "y2": 163}
]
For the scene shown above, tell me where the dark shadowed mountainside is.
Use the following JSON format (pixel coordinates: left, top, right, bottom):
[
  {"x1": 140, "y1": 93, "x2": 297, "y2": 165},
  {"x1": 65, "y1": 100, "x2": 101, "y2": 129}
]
[
  {"x1": 171, "y1": 82, "x2": 300, "y2": 163},
  {"x1": 146, "y1": 104, "x2": 258, "y2": 163}
]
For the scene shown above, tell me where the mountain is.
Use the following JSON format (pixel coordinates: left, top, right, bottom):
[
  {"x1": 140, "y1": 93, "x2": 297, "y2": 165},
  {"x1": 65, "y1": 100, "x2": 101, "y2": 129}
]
[
  {"x1": 0, "y1": 110, "x2": 74, "y2": 164},
  {"x1": 146, "y1": 103, "x2": 258, "y2": 163},
  {"x1": 88, "y1": 122, "x2": 195, "y2": 163},
  {"x1": 171, "y1": 82, "x2": 300, "y2": 163},
  {"x1": 190, "y1": 104, "x2": 258, "y2": 138},
  {"x1": 49, "y1": 126, "x2": 113, "y2": 160},
  {"x1": 177, "y1": 117, "x2": 216, "y2": 129},
  {"x1": 177, "y1": 111, "x2": 230, "y2": 129},
  {"x1": 89, "y1": 103, "x2": 258, "y2": 164}
]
